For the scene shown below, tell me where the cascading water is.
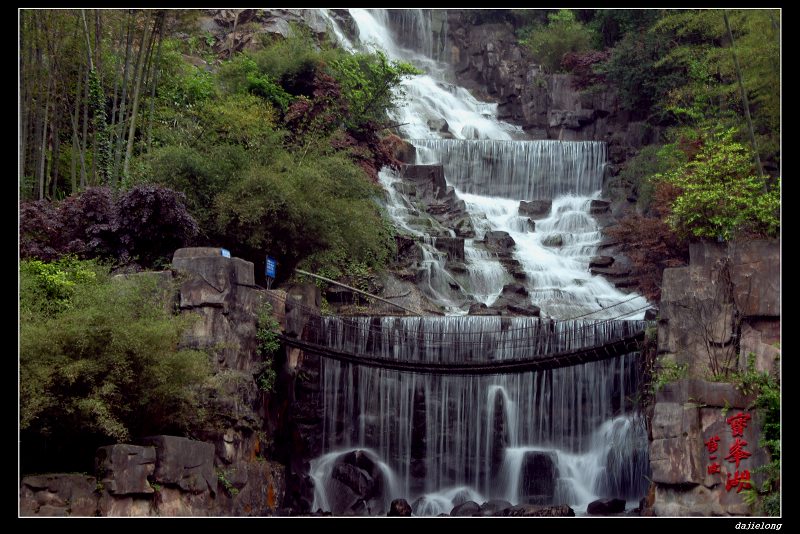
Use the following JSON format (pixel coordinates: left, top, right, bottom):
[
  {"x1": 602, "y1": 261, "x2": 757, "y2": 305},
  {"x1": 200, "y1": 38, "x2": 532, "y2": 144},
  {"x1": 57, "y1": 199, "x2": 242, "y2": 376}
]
[{"x1": 310, "y1": 9, "x2": 652, "y2": 515}]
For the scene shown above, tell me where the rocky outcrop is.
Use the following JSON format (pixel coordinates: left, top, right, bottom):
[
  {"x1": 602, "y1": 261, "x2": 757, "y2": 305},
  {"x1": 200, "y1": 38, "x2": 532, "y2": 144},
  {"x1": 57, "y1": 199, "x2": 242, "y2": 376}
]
[
  {"x1": 21, "y1": 435, "x2": 285, "y2": 517},
  {"x1": 649, "y1": 240, "x2": 779, "y2": 516},
  {"x1": 658, "y1": 241, "x2": 780, "y2": 376},
  {"x1": 96, "y1": 444, "x2": 156, "y2": 496},
  {"x1": 20, "y1": 474, "x2": 100, "y2": 517}
]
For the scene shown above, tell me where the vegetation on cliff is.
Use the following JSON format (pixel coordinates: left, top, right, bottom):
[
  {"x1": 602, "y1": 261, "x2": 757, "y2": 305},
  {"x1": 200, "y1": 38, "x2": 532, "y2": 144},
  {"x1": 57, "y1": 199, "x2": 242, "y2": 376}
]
[
  {"x1": 519, "y1": 8, "x2": 780, "y2": 300},
  {"x1": 20, "y1": 258, "x2": 212, "y2": 472},
  {"x1": 19, "y1": 11, "x2": 418, "y2": 284}
]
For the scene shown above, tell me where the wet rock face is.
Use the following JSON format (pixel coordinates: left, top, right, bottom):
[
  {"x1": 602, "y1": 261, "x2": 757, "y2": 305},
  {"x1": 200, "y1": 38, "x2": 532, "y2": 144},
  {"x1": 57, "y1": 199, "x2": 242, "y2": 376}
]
[
  {"x1": 484, "y1": 230, "x2": 516, "y2": 254},
  {"x1": 519, "y1": 200, "x2": 552, "y2": 219},
  {"x1": 520, "y1": 451, "x2": 557, "y2": 504},
  {"x1": 325, "y1": 450, "x2": 389, "y2": 516}
]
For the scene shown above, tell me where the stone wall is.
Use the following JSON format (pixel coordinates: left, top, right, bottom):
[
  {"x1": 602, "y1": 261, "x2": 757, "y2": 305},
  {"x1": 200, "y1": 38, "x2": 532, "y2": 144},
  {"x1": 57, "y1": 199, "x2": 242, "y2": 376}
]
[{"x1": 648, "y1": 240, "x2": 780, "y2": 516}]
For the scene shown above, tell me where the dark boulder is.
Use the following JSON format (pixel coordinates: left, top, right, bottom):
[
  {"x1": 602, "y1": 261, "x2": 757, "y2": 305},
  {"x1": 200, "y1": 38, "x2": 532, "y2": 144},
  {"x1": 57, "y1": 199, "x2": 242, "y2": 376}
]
[
  {"x1": 484, "y1": 231, "x2": 516, "y2": 254},
  {"x1": 468, "y1": 303, "x2": 502, "y2": 316},
  {"x1": 519, "y1": 200, "x2": 552, "y2": 219},
  {"x1": 589, "y1": 199, "x2": 611, "y2": 214},
  {"x1": 500, "y1": 504, "x2": 575, "y2": 517},
  {"x1": 502, "y1": 283, "x2": 528, "y2": 297},
  {"x1": 520, "y1": 451, "x2": 557, "y2": 503},
  {"x1": 477, "y1": 499, "x2": 512, "y2": 516},
  {"x1": 589, "y1": 256, "x2": 615, "y2": 269},
  {"x1": 451, "y1": 500, "x2": 481, "y2": 516},
  {"x1": 587, "y1": 497, "x2": 626, "y2": 515},
  {"x1": 401, "y1": 165, "x2": 447, "y2": 200},
  {"x1": 541, "y1": 234, "x2": 564, "y2": 247},
  {"x1": 139, "y1": 436, "x2": 216, "y2": 495},
  {"x1": 433, "y1": 236, "x2": 465, "y2": 262},
  {"x1": 95, "y1": 444, "x2": 156, "y2": 495},
  {"x1": 388, "y1": 498, "x2": 413, "y2": 516}
]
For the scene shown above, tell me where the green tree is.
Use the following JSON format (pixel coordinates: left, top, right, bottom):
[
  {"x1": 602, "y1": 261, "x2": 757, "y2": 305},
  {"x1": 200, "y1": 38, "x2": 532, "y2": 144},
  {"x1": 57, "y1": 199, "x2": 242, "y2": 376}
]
[
  {"x1": 655, "y1": 127, "x2": 779, "y2": 241},
  {"x1": 520, "y1": 9, "x2": 597, "y2": 73},
  {"x1": 20, "y1": 258, "x2": 211, "y2": 472}
]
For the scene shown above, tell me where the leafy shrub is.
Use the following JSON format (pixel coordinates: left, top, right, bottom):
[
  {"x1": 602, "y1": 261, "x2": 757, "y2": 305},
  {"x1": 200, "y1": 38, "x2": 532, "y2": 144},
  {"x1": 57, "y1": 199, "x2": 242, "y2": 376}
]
[
  {"x1": 596, "y1": 27, "x2": 683, "y2": 119},
  {"x1": 20, "y1": 259, "x2": 211, "y2": 472},
  {"x1": 19, "y1": 185, "x2": 199, "y2": 269},
  {"x1": 655, "y1": 127, "x2": 780, "y2": 241},
  {"x1": 520, "y1": 9, "x2": 597, "y2": 73},
  {"x1": 115, "y1": 184, "x2": 200, "y2": 267},
  {"x1": 255, "y1": 301, "x2": 281, "y2": 393}
]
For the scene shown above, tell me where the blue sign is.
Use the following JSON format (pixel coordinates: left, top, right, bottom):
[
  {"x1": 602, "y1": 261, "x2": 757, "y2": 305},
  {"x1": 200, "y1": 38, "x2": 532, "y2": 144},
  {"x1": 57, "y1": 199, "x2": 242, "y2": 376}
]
[
  {"x1": 221, "y1": 248, "x2": 231, "y2": 258},
  {"x1": 265, "y1": 256, "x2": 277, "y2": 279}
]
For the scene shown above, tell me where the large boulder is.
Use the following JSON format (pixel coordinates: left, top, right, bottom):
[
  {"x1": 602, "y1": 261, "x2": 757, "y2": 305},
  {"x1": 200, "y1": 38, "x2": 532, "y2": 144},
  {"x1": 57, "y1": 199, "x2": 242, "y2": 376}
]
[
  {"x1": 484, "y1": 231, "x2": 516, "y2": 254},
  {"x1": 95, "y1": 444, "x2": 156, "y2": 495},
  {"x1": 433, "y1": 236, "x2": 465, "y2": 262},
  {"x1": 324, "y1": 450, "x2": 388, "y2": 516},
  {"x1": 388, "y1": 498, "x2": 413, "y2": 516},
  {"x1": 589, "y1": 256, "x2": 615, "y2": 268},
  {"x1": 587, "y1": 497, "x2": 626, "y2": 515},
  {"x1": 451, "y1": 500, "x2": 481, "y2": 516},
  {"x1": 401, "y1": 164, "x2": 448, "y2": 200},
  {"x1": 140, "y1": 436, "x2": 216, "y2": 494},
  {"x1": 589, "y1": 199, "x2": 611, "y2": 214},
  {"x1": 519, "y1": 200, "x2": 552, "y2": 219},
  {"x1": 541, "y1": 234, "x2": 564, "y2": 247},
  {"x1": 477, "y1": 499, "x2": 513, "y2": 516},
  {"x1": 20, "y1": 474, "x2": 99, "y2": 516}
]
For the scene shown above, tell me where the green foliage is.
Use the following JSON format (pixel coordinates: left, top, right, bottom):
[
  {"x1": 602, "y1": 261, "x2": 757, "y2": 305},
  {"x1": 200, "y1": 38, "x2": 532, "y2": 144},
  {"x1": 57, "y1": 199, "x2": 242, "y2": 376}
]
[
  {"x1": 520, "y1": 9, "x2": 597, "y2": 73},
  {"x1": 214, "y1": 148, "x2": 393, "y2": 277},
  {"x1": 649, "y1": 357, "x2": 689, "y2": 395},
  {"x1": 20, "y1": 257, "x2": 98, "y2": 316},
  {"x1": 255, "y1": 301, "x2": 281, "y2": 393},
  {"x1": 217, "y1": 468, "x2": 239, "y2": 496},
  {"x1": 88, "y1": 68, "x2": 112, "y2": 182},
  {"x1": 329, "y1": 51, "x2": 421, "y2": 130},
  {"x1": 597, "y1": 26, "x2": 683, "y2": 118},
  {"x1": 588, "y1": 9, "x2": 660, "y2": 47},
  {"x1": 219, "y1": 55, "x2": 293, "y2": 111},
  {"x1": 20, "y1": 259, "x2": 211, "y2": 444},
  {"x1": 655, "y1": 127, "x2": 780, "y2": 241}
]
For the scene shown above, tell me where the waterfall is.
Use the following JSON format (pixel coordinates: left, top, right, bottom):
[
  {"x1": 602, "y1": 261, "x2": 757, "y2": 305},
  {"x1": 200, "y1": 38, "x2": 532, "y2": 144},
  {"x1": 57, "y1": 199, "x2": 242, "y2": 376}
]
[
  {"x1": 311, "y1": 8, "x2": 652, "y2": 515},
  {"x1": 314, "y1": 316, "x2": 650, "y2": 514},
  {"x1": 412, "y1": 139, "x2": 607, "y2": 200}
]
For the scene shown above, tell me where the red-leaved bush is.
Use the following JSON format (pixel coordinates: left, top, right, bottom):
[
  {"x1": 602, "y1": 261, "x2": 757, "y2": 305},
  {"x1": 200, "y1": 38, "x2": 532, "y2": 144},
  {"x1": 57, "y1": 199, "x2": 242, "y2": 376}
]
[{"x1": 20, "y1": 184, "x2": 198, "y2": 268}]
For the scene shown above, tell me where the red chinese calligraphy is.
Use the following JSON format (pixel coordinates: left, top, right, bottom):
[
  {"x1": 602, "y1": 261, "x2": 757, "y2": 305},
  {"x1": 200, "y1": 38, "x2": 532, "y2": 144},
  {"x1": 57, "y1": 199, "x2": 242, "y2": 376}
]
[
  {"x1": 725, "y1": 470, "x2": 752, "y2": 493},
  {"x1": 704, "y1": 435, "x2": 720, "y2": 456},
  {"x1": 725, "y1": 437, "x2": 751, "y2": 468},
  {"x1": 707, "y1": 462, "x2": 721, "y2": 475},
  {"x1": 726, "y1": 412, "x2": 751, "y2": 437}
]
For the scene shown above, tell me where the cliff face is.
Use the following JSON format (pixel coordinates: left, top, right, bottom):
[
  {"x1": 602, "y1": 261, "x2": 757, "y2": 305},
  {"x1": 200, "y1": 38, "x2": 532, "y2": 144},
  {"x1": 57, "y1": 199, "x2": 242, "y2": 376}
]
[
  {"x1": 441, "y1": 12, "x2": 657, "y2": 176},
  {"x1": 645, "y1": 241, "x2": 779, "y2": 516}
]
